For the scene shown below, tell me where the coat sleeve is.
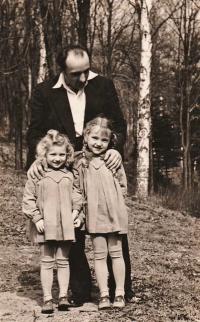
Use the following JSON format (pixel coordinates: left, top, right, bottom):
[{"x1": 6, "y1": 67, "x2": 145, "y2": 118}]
[
  {"x1": 22, "y1": 179, "x2": 43, "y2": 224},
  {"x1": 72, "y1": 166, "x2": 85, "y2": 212},
  {"x1": 115, "y1": 164, "x2": 127, "y2": 197},
  {"x1": 105, "y1": 79, "x2": 127, "y2": 156}
]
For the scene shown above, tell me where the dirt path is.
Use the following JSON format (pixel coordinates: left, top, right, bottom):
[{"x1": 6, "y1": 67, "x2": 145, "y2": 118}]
[{"x1": 0, "y1": 166, "x2": 200, "y2": 322}]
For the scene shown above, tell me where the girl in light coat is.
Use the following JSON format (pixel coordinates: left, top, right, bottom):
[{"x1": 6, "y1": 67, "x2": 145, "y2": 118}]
[
  {"x1": 72, "y1": 116, "x2": 128, "y2": 310},
  {"x1": 22, "y1": 130, "x2": 76, "y2": 314}
]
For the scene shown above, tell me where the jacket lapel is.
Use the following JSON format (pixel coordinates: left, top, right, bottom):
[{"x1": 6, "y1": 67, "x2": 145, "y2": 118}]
[
  {"x1": 84, "y1": 82, "x2": 94, "y2": 125},
  {"x1": 49, "y1": 86, "x2": 76, "y2": 138}
]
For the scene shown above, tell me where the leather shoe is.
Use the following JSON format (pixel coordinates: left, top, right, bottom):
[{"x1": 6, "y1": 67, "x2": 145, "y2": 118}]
[
  {"x1": 58, "y1": 297, "x2": 69, "y2": 311},
  {"x1": 68, "y1": 298, "x2": 84, "y2": 307},
  {"x1": 41, "y1": 299, "x2": 54, "y2": 314},
  {"x1": 68, "y1": 297, "x2": 92, "y2": 307}
]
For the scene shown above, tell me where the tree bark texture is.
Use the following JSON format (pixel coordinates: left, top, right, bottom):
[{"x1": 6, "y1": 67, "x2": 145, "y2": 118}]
[
  {"x1": 136, "y1": 0, "x2": 152, "y2": 198},
  {"x1": 77, "y1": 0, "x2": 90, "y2": 48}
]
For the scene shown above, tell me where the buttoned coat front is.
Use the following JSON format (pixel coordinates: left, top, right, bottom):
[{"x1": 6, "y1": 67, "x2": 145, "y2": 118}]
[{"x1": 22, "y1": 168, "x2": 75, "y2": 244}]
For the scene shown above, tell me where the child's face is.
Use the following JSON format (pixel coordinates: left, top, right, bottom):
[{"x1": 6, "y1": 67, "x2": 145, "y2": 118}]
[
  {"x1": 86, "y1": 126, "x2": 111, "y2": 156},
  {"x1": 46, "y1": 145, "x2": 67, "y2": 169}
]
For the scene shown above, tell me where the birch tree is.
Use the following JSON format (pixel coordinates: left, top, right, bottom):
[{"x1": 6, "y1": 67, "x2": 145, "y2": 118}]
[
  {"x1": 37, "y1": 1, "x2": 48, "y2": 83},
  {"x1": 136, "y1": 0, "x2": 152, "y2": 198}
]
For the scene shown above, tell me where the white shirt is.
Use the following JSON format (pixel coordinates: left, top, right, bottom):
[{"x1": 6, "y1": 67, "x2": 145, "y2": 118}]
[{"x1": 53, "y1": 71, "x2": 98, "y2": 137}]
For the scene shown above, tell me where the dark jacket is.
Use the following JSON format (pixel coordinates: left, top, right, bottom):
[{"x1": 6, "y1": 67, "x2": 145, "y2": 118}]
[{"x1": 26, "y1": 74, "x2": 127, "y2": 168}]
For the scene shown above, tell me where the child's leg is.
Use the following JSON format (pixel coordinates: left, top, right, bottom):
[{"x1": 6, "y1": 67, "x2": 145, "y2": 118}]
[
  {"x1": 56, "y1": 241, "x2": 71, "y2": 299},
  {"x1": 108, "y1": 234, "x2": 125, "y2": 297},
  {"x1": 40, "y1": 242, "x2": 56, "y2": 302},
  {"x1": 91, "y1": 235, "x2": 109, "y2": 297}
]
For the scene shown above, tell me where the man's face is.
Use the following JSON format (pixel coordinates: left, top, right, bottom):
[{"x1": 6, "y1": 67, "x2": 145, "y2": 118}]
[{"x1": 64, "y1": 51, "x2": 90, "y2": 92}]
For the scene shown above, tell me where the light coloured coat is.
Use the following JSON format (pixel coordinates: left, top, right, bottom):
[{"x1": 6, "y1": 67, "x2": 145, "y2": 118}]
[
  {"x1": 22, "y1": 168, "x2": 75, "y2": 243},
  {"x1": 73, "y1": 154, "x2": 128, "y2": 235}
]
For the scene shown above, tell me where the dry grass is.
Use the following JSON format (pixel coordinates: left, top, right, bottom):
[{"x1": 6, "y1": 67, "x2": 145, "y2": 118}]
[
  {"x1": 0, "y1": 166, "x2": 200, "y2": 321},
  {"x1": 0, "y1": 150, "x2": 200, "y2": 321},
  {"x1": 153, "y1": 186, "x2": 200, "y2": 218}
]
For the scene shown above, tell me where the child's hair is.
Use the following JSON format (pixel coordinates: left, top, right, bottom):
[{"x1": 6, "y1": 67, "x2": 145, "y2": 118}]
[
  {"x1": 36, "y1": 129, "x2": 74, "y2": 167},
  {"x1": 83, "y1": 115, "x2": 117, "y2": 149}
]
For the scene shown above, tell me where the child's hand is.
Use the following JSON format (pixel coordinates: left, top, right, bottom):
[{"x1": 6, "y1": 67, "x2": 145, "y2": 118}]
[
  {"x1": 74, "y1": 217, "x2": 82, "y2": 228},
  {"x1": 35, "y1": 219, "x2": 44, "y2": 233},
  {"x1": 72, "y1": 210, "x2": 79, "y2": 221}
]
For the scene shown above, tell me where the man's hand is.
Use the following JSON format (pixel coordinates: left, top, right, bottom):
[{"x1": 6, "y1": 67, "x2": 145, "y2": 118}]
[
  {"x1": 35, "y1": 219, "x2": 44, "y2": 233},
  {"x1": 27, "y1": 158, "x2": 48, "y2": 180},
  {"x1": 104, "y1": 149, "x2": 122, "y2": 172}
]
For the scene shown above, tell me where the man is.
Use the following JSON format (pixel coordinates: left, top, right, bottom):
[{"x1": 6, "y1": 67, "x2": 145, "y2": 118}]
[{"x1": 27, "y1": 45, "x2": 133, "y2": 305}]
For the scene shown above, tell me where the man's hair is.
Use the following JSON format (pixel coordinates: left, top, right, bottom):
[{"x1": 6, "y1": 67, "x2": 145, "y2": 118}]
[
  {"x1": 36, "y1": 129, "x2": 74, "y2": 167},
  {"x1": 56, "y1": 44, "x2": 90, "y2": 71}
]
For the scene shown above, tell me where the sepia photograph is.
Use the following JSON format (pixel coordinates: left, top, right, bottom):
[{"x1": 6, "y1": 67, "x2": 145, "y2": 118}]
[{"x1": 0, "y1": 0, "x2": 200, "y2": 321}]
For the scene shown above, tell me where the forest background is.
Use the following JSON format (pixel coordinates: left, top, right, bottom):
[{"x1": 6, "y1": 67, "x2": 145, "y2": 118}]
[
  {"x1": 1, "y1": 1, "x2": 200, "y2": 321},
  {"x1": 1, "y1": 0, "x2": 200, "y2": 210}
]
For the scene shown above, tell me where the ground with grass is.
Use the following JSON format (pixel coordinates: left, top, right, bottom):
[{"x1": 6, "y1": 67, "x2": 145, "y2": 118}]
[{"x1": 0, "y1": 164, "x2": 200, "y2": 322}]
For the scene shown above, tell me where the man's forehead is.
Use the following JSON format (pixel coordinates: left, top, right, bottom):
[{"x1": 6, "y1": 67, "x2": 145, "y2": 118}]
[{"x1": 65, "y1": 51, "x2": 90, "y2": 73}]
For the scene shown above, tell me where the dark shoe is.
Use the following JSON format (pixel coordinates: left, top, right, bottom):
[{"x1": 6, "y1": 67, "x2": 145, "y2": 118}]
[
  {"x1": 98, "y1": 296, "x2": 111, "y2": 310},
  {"x1": 41, "y1": 299, "x2": 54, "y2": 314},
  {"x1": 113, "y1": 295, "x2": 125, "y2": 308},
  {"x1": 68, "y1": 296, "x2": 91, "y2": 307},
  {"x1": 68, "y1": 298, "x2": 84, "y2": 307},
  {"x1": 125, "y1": 289, "x2": 134, "y2": 302},
  {"x1": 58, "y1": 297, "x2": 69, "y2": 311}
]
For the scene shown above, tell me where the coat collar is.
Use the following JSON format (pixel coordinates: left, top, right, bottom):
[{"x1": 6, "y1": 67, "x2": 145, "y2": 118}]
[
  {"x1": 75, "y1": 150, "x2": 106, "y2": 170},
  {"x1": 52, "y1": 71, "x2": 98, "y2": 91},
  {"x1": 44, "y1": 168, "x2": 73, "y2": 183}
]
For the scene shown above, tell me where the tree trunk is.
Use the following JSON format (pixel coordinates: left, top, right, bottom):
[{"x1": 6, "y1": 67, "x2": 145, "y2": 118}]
[
  {"x1": 77, "y1": 0, "x2": 90, "y2": 48},
  {"x1": 14, "y1": 96, "x2": 23, "y2": 170},
  {"x1": 37, "y1": 21, "x2": 47, "y2": 83},
  {"x1": 136, "y1": 0, "x2": 152, "y2": 198}
]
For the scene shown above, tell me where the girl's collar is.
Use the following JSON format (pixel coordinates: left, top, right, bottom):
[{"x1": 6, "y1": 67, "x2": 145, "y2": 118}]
[{"x1": 81, "y1": 147, "x2": 106, "y2": 167}]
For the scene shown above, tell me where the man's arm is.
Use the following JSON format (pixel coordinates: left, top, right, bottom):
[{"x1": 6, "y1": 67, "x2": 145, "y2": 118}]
[
  {"x1": 104, "y1": 78, "x2": 127, "y2": 155},
  {"x1": 103, "y1": 78, "x2": 127, "y2": 171}
]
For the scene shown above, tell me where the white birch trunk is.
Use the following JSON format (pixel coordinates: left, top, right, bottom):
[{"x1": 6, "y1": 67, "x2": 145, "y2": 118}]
[
  {"x1": 28, "y1": 66, "x2": 32, "y2": 99},
  {"x1": 37, "y1": 22, "x2": 47, "y2": 84},
  {"x1": 136, "y1": 0, "x2": 152, "y2": 198}
]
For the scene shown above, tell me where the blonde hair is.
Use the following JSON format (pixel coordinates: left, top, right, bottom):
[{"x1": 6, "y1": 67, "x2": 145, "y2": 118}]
[
  {"x1": 36, "y1": 130, "x2": 74, "y2": 167},
  {"x1": 83, "y1": 115, "x2": 117, "y2": 149}
]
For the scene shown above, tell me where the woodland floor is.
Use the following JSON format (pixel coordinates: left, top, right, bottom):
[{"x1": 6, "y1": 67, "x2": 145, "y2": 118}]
[{"x1": 0, "y1": 164, "x2": 200, "y2": 322}]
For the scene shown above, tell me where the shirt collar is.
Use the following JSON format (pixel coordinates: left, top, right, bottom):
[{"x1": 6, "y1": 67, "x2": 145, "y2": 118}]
[{"x1": 52, "y1": 70, "x2": 98, "y2": 92}]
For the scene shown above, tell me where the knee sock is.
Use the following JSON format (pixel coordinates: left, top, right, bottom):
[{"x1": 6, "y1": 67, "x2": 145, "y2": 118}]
[
  {"x1": 40, "y1": 259, "x2": 55, "y2": 302},
  {"x1": 57, "y1": 258, "x2": 70, "y2": 299},
  {"x1": 111, "y1": 256, "x2": 125, "y2": 297},
  {"x1": 94, "y1": 257, "x2": 109, "y2": 297}
]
